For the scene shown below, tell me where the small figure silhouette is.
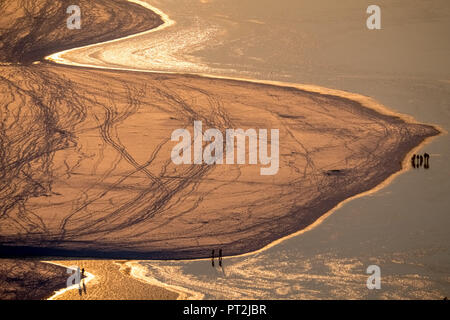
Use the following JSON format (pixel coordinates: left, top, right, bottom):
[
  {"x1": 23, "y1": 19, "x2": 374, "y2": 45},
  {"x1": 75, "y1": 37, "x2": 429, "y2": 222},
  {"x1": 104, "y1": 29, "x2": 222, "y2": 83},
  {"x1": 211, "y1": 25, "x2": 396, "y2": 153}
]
[
  {"x1": 82, "y1": 281, "x2": 87, "y2": 295},
  {"x1": 81, "y1": 268, "x2": 85, "y2": 278},
  {"x1": 419, "y1": 155, "x2": 424, "y2": 168},
  {"x1": 211, "y1": 249, "x2": 215, "y2": 267},
  {"x1": 424, "y1": 153, "x2": 430, "y2": 169},
  {"x1": 411, "y1": 154, "x2": 416, "y2": 168}
]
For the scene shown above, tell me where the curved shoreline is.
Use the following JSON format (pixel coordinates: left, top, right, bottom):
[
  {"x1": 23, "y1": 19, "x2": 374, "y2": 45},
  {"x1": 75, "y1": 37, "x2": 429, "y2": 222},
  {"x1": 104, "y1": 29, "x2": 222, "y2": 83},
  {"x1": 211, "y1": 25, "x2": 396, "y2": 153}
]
[
  {"x1": 125, "y1": 260, "x2": 201, "y2": 299},
  {"x1": 0, "y1": 62, "x2": 436, "y2": 261},
  {"x1": 43, "y1": 0, "x2": 444, "y2": 138},
  {"x1": 37, "y1": 0, "x2": 444, "y2": 299},
  {"x1": 44, "y1": 0, "x2": 175, "y2": 66},
  {"x1": 0, "y1": 0, "x2": 443, "y2": 300},
  {"x1": 42, "y1": 0, "x2": 443, "y2": 259},
  {"x1": 40, "y1": 259, "x2": 180, "y2": 300},
  {"x1": 43, "y1": 2, "x2": 444, "y2": 133},
  {"x1": 44, "y1": 261, "x2": 95, "y2": 300}
]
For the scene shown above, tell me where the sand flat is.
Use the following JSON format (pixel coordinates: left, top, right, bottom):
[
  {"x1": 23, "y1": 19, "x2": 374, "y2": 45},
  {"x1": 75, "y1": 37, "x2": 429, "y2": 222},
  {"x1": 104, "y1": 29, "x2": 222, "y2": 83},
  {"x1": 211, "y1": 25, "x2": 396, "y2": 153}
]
[
  {"x1": 46, "y1": 260, "x2": 178, "y2": 300},
  {"x1": 0, "y1": 0, "x2": 443, "y2": 301},
  {"x1": 0, "y1": 0, "x2": 440, "y2": 259},
  {"x1": 0, "y1": 259, "x2": 68, "y2": 300},
  {"x1": 0, "y1": 63, "x2": 439, "y2": 259}
]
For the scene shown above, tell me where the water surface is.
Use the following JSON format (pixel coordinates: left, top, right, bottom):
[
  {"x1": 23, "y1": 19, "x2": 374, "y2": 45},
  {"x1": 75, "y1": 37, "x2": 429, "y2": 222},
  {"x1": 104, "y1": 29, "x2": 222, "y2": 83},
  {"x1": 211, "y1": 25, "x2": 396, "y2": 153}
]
[{"x1": 62, "y1": 0, "x2": 450, "y2": 299}]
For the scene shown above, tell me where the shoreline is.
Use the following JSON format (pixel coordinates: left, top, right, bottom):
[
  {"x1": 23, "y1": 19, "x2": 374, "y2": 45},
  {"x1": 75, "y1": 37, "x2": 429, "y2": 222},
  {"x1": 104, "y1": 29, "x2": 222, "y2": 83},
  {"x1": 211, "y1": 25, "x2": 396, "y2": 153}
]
[
  {"x1": 44, "y1": 0, "x2": 175, "y2": 66},
  {"x1": 0, "y1": 0, "x2": 440, "y2": 260},
  {"x1": 125, "y1": 260, "x2": 201, "y2": 299},
  {"x1": 41, "y1": 0, "x2": 442, "y2": 260},
  {"x1": 44, "y1": 3, "x2": 444, "y2": 134},
  {"x1": 0, "y1": 0, "x2": 444, "y2": 300},
  {"x1": 0, "y1": 0, "x2": 164, "y2": 63},
  {"x1": 40, "y1": 0, "x2": 443, "y2": 299},
  {"x1": 44, "y1": 261, "x2": 96, "y2": 300},
  {"x1": 2, "y1": 62, "x2": 438, "y2": 259},
  {"x1": 42, "y1": 259, "x2": 179, "y2": 300}
]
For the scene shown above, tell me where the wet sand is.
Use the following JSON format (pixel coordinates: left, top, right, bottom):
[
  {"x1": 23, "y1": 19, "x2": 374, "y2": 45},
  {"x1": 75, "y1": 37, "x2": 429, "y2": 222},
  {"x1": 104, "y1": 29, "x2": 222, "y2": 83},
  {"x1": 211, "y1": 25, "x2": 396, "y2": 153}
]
[
  {"x1": 0, "y1": 62, "x2": 439, "y2": 259},
  {"x1": 0, "y1": 0, "x2": 442, "y2": 299},
  {"x1": 0, "y1": 0, "x2": 163, "y2": 63},
  {"x1": 46, "y1": 260, "x2": 178, "y2": 300},
  {"x1": 0, "y1": 259, "x2": 68, "y2": 300}
]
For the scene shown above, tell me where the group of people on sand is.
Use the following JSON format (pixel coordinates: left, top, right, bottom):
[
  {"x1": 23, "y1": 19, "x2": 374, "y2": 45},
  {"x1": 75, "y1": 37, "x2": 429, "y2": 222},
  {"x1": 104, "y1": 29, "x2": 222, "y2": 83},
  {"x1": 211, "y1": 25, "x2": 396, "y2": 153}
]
[{"x1": 411, "y1": 153, "x2": 430, "y2": 169}]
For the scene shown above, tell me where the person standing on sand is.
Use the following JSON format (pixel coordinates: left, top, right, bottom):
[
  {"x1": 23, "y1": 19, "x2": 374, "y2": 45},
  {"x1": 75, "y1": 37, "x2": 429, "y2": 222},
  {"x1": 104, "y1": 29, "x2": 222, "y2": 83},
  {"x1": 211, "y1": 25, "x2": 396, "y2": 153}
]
[
  {"x1": 211, "y1": 250, "x2": 215, "y2": 267},
  {"x1": 79, "y1": 268, "x2": 87, "y2": 295},
  {"x1": 424, "y1": 153, "x2": 430, "y2": 169},
  {"x1": 411, "y1": 154, "x2": 416, "y2": 168}
]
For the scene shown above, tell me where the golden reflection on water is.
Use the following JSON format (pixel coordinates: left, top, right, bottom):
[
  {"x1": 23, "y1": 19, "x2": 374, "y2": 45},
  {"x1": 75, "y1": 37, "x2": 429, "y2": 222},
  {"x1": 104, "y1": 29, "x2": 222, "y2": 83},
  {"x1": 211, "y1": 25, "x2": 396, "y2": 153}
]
[
  {"x1": 47, "y1": 1, "x2": 226, "y2": 75},
  {"x1": 137, "y1": 250, "x2": 445, "y2": 299},
  {"x1": 44, "y1": 0, "x2": 450, "y2": 299}
]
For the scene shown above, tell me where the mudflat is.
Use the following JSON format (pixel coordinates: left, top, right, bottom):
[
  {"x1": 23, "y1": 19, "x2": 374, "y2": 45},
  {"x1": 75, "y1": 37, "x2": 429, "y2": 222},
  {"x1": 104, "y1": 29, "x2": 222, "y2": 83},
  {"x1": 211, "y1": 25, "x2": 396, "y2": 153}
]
[
  {"x1": 0, "y1": 259, "x2": 67, "y2": 299},
  {"x1": 0, "y1": 61, "x2": 439, "y2": 259},
  {"x1": 0, "y1": 0, "x2": 440, "y2": 260},
  {"x1": 47, "y1": 259, "x2": 179, "y2": 300}
]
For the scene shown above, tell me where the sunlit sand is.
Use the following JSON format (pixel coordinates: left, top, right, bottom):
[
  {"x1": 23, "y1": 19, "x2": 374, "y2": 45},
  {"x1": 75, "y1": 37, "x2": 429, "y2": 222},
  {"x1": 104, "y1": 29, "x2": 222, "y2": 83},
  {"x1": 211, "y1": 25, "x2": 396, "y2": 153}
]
[{"x1": 0, "y1": 0, "x2": 444, "y2": 300}]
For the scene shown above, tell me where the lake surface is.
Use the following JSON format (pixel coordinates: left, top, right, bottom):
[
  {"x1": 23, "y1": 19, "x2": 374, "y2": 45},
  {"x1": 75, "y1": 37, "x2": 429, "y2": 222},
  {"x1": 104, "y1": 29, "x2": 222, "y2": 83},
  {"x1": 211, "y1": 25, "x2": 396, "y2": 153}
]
[{"x1": 67, "y1": 0, "x2": 450, "y2": 298}]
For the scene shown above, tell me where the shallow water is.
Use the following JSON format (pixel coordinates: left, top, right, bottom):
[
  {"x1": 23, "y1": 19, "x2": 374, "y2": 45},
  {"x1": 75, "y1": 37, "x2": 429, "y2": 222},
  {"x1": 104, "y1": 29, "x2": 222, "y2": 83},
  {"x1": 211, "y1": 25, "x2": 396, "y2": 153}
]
[{"x1": 62, "y1": 0, "x2": 450, "y2": 298}]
